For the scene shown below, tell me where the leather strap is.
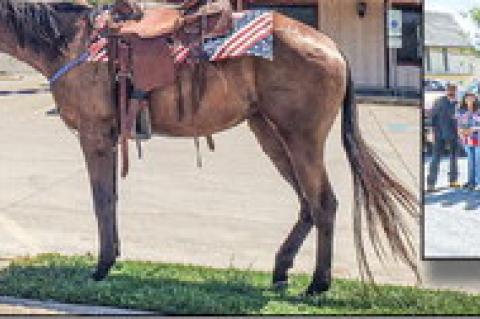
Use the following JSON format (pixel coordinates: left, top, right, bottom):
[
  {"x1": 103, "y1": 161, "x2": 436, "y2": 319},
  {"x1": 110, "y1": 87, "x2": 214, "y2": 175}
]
[{"x1": 116, "y1": 39, "x2": 131, "y2": 178}]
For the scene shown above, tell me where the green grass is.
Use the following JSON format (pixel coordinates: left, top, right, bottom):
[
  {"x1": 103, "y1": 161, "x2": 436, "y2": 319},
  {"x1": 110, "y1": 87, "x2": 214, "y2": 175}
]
[{"x1": 0, "y1": 254, "x2": 479, "y2": 315}]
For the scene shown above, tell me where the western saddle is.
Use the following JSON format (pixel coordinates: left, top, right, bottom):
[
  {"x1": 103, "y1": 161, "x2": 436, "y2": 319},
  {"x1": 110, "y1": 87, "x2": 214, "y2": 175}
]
[{"x1": 103, "y1": 0, "x2": 232, "y2": 177}]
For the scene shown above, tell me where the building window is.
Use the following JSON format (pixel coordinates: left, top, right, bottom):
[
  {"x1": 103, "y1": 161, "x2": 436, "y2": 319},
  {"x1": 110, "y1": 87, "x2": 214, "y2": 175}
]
[
  {"x1": 425, "y1": 47, "x2": 431, "y2": 72},
  {"x1": 243, "y1": 0, "x2": 318, "y2": 29},
  {"x1": 394, "y1": 6, "x2": 422, "y2": 66},
  {"x1": 442, "y1": 48, "x2": 449, "y2": 72},
  {"x1": 428, "y1": 47, "x2": 445, "y2": 73}
]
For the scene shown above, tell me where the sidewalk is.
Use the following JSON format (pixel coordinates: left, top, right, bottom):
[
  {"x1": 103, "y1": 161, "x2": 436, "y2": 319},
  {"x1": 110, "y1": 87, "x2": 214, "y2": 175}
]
[
  {"x1": 0, "y1": 296, "x2": 151, "y2": 315},
  {"x1": 356, "y1": 95, "x2": 420, "y2": 106}
]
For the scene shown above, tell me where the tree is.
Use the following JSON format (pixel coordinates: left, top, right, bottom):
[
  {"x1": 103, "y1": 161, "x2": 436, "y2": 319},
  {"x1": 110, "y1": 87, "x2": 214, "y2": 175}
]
[{"x1": 470, "y1": 7, "x2": 480, "y2": 28}]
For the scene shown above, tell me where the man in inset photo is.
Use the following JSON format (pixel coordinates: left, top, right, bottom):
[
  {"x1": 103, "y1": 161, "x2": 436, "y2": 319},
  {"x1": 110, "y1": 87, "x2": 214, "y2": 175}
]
[{"x1": 426, "y1": 82, "x2": 460, "y2": 192}]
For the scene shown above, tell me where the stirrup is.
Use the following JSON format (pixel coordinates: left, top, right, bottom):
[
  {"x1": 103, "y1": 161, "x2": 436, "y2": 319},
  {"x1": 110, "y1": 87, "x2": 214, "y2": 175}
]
[{"x1": 134, "y1": 107, "x2": 152, "y2": 140}]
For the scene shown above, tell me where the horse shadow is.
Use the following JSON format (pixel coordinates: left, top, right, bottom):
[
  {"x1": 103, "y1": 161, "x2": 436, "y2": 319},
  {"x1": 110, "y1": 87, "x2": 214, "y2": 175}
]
[
  {"x1": 0, "y1": 261, "x2": 424, "y2": 315},
  {"x1": 424, "y1": 188, "x2": 480, "y2": 211}
]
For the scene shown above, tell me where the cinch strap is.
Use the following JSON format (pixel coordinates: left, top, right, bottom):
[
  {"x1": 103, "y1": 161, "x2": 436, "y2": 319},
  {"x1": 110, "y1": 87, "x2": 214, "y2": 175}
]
[{"x1": 48, "y1": 52, "x2": 90, "y2": 85}]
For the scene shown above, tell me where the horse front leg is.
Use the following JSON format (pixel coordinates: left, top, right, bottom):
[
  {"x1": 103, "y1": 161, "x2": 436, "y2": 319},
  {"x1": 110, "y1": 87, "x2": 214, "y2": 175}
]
[{"x1": 79, "y1": 120, "x2": 119, "y2": 281}]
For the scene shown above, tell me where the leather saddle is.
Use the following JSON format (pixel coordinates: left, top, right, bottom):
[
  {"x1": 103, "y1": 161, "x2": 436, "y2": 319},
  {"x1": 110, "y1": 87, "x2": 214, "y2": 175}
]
[
  {"x1": 106, "y1": 2, "x2": 232, "y2": 177},
  {"x1": 111, "y1": 6, "x2": 232, "y2": 92},
  {"x1": 109, "y1": 3, "x2": 233, "y2": 92},
  {"x1": 115, "y1": 7, "x2": 182, "y2": 38}
]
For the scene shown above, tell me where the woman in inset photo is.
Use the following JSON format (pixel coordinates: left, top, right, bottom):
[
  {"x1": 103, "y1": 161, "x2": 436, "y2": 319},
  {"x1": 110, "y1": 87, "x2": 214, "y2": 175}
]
[{"x1": 456, "y1": 92, "x2": 480, "y2": 190}]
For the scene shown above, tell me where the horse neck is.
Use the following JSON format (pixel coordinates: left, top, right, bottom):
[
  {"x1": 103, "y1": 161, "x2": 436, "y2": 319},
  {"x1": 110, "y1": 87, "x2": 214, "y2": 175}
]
[
  {"x1": 0, "y1": 10, "x2": 88, "y2": 79},
  {"x1": 0, "y1": 29, "x2": 49, "y2": 77}
]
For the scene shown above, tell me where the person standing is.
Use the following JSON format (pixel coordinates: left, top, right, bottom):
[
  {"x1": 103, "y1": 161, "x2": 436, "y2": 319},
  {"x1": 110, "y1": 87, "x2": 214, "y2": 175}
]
[
  {"x1": 456, "y1": 92, "x2": 480, "y2": 190},
  {"x1": 426, "y1": 83, "x2": 461, "y2": 192}
]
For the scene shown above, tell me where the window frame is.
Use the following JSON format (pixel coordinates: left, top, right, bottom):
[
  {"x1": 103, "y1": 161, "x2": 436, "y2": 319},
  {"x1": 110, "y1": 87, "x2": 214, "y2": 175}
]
[
  {"x1": 391, "y1": 4, "x2": 423, "y2": 67},
  {"x1": 241, "y1": 0, "x2": 318, "y2": 28}
]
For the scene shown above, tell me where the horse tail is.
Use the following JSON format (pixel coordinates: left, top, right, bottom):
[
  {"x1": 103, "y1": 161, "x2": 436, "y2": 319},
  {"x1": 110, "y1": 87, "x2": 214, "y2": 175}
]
[{"x1": 341, "y1": 61, "x2": 420, "y2": 282}]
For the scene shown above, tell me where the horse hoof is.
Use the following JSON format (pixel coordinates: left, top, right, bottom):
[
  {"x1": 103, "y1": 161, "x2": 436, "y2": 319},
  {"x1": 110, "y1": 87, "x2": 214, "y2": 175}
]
[
  {"x1": 272, "y1": 280, "x2": 288, "y2": 291},
  {"x1": 91, "y1": 270, "x2": 107, "y2": 281},
  {"x1": 304, "y1": 282, "x2": 330, "y2": 296}
]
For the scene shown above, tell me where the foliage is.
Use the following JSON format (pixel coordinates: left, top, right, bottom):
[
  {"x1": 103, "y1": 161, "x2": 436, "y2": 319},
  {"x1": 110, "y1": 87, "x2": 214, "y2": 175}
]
[
  {"x1": 0, "y1": 254, "x2": 480, "y2": 315},
  {"x1": 470, "y1": 7, "x2": 480, "y2": 28}
]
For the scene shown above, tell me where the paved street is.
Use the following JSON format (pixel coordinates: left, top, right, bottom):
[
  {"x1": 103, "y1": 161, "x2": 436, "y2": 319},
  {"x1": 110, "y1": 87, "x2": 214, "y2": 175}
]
[
  {"x1": 424, "y1": 157, "x2": 480, "y2": 258},
  {"x1": 1, "y1": 71, "x2": 479, "y2": 301}
]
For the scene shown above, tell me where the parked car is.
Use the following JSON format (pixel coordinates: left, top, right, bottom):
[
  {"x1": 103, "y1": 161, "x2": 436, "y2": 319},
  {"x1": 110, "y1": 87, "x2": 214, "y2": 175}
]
[{"x1": 424, "y1": 79, "x2": 447, "y2": 91}]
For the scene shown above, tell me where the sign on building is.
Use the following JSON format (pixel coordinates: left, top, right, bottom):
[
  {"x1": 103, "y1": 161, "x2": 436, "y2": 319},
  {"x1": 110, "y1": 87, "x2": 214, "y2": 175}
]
[{"x1": 388, "y1": 9, "x2": 402, "y2": 48}]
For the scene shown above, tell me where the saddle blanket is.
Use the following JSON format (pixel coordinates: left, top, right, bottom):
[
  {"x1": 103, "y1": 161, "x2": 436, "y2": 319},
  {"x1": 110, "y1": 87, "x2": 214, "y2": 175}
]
[
  {"x1": 87, "y1": 10, "x2": 273, "y2": 64},
  {"x1": 202, "y1": 10, "x2": 273, "y2": 61}
]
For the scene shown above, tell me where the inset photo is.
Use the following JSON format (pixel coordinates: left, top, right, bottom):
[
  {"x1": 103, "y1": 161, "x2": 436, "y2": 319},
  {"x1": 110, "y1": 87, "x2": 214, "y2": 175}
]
[{"x1": 424, "y1": 0, "x2": 480, "y2": 258}]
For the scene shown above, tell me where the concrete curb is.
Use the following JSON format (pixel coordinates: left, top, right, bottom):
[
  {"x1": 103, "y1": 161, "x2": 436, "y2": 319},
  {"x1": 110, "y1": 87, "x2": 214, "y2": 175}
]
[
  {"x1": 0, "y1": 296, "x2": 152, "y2": 315},
  {"x1": 357, "y1": 96, "x2": 421, "y2": 107}
]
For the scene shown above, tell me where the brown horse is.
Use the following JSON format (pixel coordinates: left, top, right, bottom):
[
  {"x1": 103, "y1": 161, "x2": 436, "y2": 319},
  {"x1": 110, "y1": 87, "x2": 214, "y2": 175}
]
[{"x1": 0, "y1": 1, "x2": 418, "y2": 295}]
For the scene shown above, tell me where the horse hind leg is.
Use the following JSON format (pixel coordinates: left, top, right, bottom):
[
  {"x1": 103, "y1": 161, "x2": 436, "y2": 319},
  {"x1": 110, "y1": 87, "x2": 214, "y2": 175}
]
[
  {"x1": 306, "y1": 170, "x2": 338, "y2": 295},
  {"x1": 273, "y1": 200, "x2": 313, "y2": 288},
  {"x1": 275, "y1": 129, "x2": 338, "y2": 295},
  {"x1": 248, "y1": 113, "x2": 313, "y2": 289}
]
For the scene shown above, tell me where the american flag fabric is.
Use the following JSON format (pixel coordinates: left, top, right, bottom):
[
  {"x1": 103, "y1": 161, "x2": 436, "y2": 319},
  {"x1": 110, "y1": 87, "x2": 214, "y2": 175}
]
[
  {"x1": 88, "y1": 35, "x2": 109, "y2": 62},
  {"x1": 462, "y1": 133, "x2": 480, "y2": 147},
  {"x1": 86, "y1": 29, "x2": 190, "y2": 64},
  {"x1": 87, "y1": 35, "x2": 188, "y2": 64},
  {"x1": 87, "y1": 10, "x2": 110, "y2": 62},
  {"x1": 86, "y1": 10, "x2": 273, "y2": 64},
  {"x1": 456, "y1": 110, "x2": 480, "y2": 146},
  {"x1": 87, "y1": 9, "x2": 190, "y2": 63},
  {"x1": 172, "y1": 43, "x2": 191, "y2": 64},
  {"x1": 203, "y1": 10, "x2": 273, "y2": 61}
]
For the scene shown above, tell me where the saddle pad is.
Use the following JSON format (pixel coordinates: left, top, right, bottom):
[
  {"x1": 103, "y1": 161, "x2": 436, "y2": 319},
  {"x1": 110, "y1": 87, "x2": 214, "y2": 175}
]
[
  {"x1": 86, "y1": 10, "x2": 273, "y2": 64},
  {"x1": 202, "y1": 10, "x2": 273, "y2": 61}
]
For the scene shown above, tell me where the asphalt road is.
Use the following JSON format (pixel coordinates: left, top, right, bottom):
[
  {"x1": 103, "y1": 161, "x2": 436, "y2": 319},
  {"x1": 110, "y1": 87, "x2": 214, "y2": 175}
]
[
  {"x1": 1, "y1": 73, "x2": 480, "y2": 294},
  {"x1": 424, "y1": 157, "x2": 480, "y2": 257}
]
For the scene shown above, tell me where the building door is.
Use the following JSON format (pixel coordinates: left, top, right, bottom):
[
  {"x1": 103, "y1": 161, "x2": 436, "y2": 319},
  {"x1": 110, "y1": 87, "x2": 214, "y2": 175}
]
[{"x1": 389, "y1": 3, "x2": 422, "y2": 94}]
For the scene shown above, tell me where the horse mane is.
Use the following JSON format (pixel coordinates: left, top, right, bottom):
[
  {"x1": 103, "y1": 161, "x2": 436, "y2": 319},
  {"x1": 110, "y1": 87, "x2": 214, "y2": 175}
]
[{"x1": 0, "y1": 1, "x2": 90, "y2": 58}]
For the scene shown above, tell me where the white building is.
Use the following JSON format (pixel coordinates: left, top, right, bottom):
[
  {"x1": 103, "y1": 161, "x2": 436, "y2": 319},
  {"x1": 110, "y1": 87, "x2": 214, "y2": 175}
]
[{"x1": 425, "y1": 11, "x2": 475, "y2": 81}]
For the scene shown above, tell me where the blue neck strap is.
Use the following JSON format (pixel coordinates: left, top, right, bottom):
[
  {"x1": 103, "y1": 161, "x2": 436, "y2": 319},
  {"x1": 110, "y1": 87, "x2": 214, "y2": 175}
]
[{"x1": 48, "y1": 52, "x2": 90, "y2": 86}]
